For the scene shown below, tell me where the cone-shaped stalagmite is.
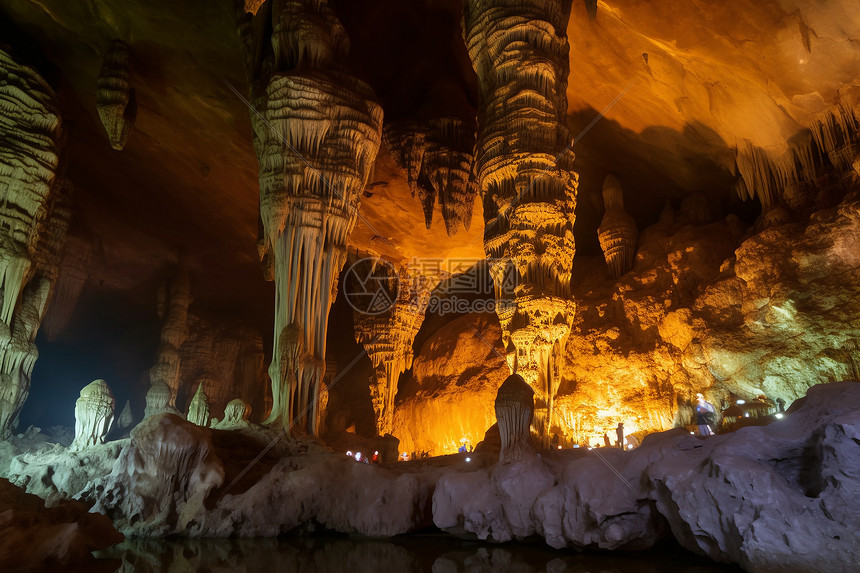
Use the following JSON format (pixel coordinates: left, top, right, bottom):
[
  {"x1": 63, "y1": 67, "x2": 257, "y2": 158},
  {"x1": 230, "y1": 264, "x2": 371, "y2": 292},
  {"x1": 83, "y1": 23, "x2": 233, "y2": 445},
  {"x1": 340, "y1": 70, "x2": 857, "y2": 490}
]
[
  {"x1": 0, "y1": 48, "x2": 69, "y2": 437},
  {"x1": 463, "y1": 0, "x2": 577, "y2": 443},
  {"x1": 186, "y1": 383, "x2": 210, "y2": 427},
  {"x1": 597, "y1": 175, "x2": 637, "y2": 279},
  {"x1": 96, "y1": 40, "x2": 136, "y2": 150},
  {"x1": 236, "y1": 0, "x2": 382, "y2": 435},
  {"x1": 495, "y1": 373, "x2": 535, "y2": 463},
  {"x1": 147, "y1": 264, "x2": 191, "y2": 408}
]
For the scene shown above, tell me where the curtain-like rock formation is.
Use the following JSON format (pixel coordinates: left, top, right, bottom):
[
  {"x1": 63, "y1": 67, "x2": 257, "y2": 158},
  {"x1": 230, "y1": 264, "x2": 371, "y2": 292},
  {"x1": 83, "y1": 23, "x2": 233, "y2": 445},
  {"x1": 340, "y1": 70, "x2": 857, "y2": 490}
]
[
  {"x1": 462, "y1": 0, "x2": 578, "y2": 443},
  {"x1": 495, "y1": 373, "x2": 535, "y2": 463},
  {"x1": 71, "y1": 379, "x2": 115, "y2": 450},
  {"x1": 0, "y1": 49, "x2": 68, "y2": 437},
  {"x1": 597, "y1": 175, "x2": 637, "y2": 279},
  {"x1": 42, "y1": 235, "x2": 91, "y2": 341},
  {"x1": 96, "y1": 40, "x2": 136, "y2": 151},
  {"x1": 236, "y1": 0, "x2": 383, "y2": 435},
  {"x1": 351, "y1": 258, "x2": 438, "y2": 436}
]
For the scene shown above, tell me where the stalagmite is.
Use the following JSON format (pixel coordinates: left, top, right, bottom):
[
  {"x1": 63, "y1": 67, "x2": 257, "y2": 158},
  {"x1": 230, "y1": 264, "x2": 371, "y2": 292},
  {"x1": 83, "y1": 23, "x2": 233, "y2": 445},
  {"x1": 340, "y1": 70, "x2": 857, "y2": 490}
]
[
  {"x1": 186, "y1": 383, "x2": 210, "y2": 427},
  {"x1": 463, "y1": 0, "x2": 578, "y2": 443},
  {"x1": 597, "y1": 175, "x2": 637, "y2": 279},
  {"x1": 214, "y1": 398, "x2": 251, "y2": 429},
  {"x1": 144, "y1": 380, "x2": 178, "y2": 418},
  {"x1": 236, "y1": 0, "x2": 382, "y2": 435},
  {"x1": 351, "y1": 257, "x2": 439, "y2": 436},
  {"x1": 117, "y1": 400, "x2": 133, "y2": 430},
  {"x1": 495, "y1": 373, "x2": 535, "y2": 463},
  {"x1": 96, "y1": 40, "x2": 136, "y2": 150},
  {"x1": 70, "y1": 379, "x2": 115, "y2": 450},
  {"x1": 0, "y1": 48, "x2": 67, "y2": 437},
  {"x1": 385, "y1": 116, "x2": 477, "y2": 235},
  {"x1": 147, "y1": 264, "x2": 191, "y2": 408}
]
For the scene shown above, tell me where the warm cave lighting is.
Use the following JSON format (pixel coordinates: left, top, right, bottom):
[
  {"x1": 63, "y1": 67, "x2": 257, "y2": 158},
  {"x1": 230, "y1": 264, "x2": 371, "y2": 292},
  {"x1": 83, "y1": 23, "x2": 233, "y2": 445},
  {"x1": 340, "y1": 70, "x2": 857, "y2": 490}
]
[{"x1": 557, "y1": 445, "x2": 562, "y2": 449}]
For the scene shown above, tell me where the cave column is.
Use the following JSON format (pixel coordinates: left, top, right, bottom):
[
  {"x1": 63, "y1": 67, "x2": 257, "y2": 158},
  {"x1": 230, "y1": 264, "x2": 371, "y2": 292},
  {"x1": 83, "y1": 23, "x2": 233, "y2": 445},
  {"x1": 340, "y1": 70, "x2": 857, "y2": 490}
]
[
  {"x1": 0, "y1": 49, "x2": 70, "y2": 437},
  {"x1": 236, "y1": 0, "x2": 382, "y2": 435},
  {"x1": 462, "y1": 0, "x2": 578, "y2": 444}
]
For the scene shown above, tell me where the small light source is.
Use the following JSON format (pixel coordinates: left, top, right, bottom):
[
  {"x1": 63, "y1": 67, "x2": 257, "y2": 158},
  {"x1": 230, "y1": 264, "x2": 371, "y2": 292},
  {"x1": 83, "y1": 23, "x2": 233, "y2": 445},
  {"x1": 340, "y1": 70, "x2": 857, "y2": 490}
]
[
  {"x1": 744, "y1": 413, "x2": 750, "y2": 418},
  {"x1": 465, "y1": 457, "x2": 471, "y2": 462},
  {"x1": 690, "y1": 431, "x2": 695, "y2": 435},
  {"x1": 775, "y1": 413, "x2": 784, "y2": 419},
  {"x1": 374, "y1": 451, "x2": 379, "y2": 455},
  {"x1": 587, "y1": 447, "x2": 593, "y2": 451},
  {"x1": 573, "y1": 444, "x2": 580, "y2": 448},
  {"x1": 736, "y1": 399, "x2": 746, "y2": 405},
  {"x1": 557, "y1": 445, "x2": 562, "y2": 450},
  {"x1": 627, "y1": 444, "x2": 633, "y2": 450},
  {"x1": 346, "y1": 450, "x2": 353, "y2": 457},
  {"x1": 355, "y1": 452, "x2": 362, "y2": 461}
]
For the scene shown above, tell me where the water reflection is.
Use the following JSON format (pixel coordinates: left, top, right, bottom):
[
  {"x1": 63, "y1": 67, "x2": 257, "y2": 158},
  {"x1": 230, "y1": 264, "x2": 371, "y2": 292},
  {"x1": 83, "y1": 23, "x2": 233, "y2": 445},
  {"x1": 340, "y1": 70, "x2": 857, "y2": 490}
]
[{"x1": 95, "y1": 535, "x2": 743, "y2": 572}]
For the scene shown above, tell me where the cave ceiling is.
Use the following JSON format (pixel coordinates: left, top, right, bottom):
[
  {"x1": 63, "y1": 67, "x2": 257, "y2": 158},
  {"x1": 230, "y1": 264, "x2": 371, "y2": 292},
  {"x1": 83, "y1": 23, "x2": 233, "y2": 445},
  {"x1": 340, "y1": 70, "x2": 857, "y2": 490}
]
[{"x1": 2, "y1": 0, "x2": 859, "y2": 341}]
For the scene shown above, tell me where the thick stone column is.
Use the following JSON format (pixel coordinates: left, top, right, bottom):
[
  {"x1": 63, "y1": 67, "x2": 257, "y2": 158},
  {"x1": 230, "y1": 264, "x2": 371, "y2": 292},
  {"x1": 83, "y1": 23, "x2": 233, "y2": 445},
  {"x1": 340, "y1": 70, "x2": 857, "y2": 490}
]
[
  {"x1": 237, "y1": 0, "x2": 382, "y2": 435},
  {"x1": 462, "y1": 0, "x2": 578, "y2": 442}
]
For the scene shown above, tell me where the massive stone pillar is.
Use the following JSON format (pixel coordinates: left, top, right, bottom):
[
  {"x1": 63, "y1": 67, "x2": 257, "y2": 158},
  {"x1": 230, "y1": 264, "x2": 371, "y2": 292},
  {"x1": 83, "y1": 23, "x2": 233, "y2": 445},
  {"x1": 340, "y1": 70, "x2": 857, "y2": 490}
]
[
  {"x1": 236, "y1": 0, "x2": 382, "y2": 435},
  {"x1": 0, "y1": 48, "x2": 69, "y2": 437},
  {"x1": 462, "y1": 0, "x2": 578, "y2": 443},
  {"x1": 350, "y1": 258, "x2": 437, "y2": 436}
]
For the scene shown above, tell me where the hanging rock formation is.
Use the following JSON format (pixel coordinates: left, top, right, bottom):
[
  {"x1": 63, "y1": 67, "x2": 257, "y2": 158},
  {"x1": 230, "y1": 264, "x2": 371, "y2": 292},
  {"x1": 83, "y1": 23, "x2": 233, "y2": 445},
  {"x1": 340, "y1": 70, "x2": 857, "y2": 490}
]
[
  {"x1": 96, "y1": 40, "x2": 136, "y2": 151},
  {"x1": 185, "y1": 383, "x2": 210, "y2": 428},
  {"x1": 236, "y1": 0, "x2": 383, "y2": 435},
  {"x1": 0, "y1": 48, "x2": 68, "y2": 437},
  {"x1": 351, "y1": 257, "x2": 439, "y2": 436},
  {"x1": 70, "y1": 379, "x2": 115, "y2": 450},
  {"x1": 385, "y1": 117, "x2": 477, "y2": 236},
  {"x1": 462, "y1": 0, "x2": 578, "y2": 442},
  {"x1": 597, "y1": 174, "x2": 637, "y2": 279},
  {"x1": 495, "y1": 373, "x2": 535, "y2": 463},
  {"x1": 147, "y1": 265, "x2": 191, "y2": 408}
]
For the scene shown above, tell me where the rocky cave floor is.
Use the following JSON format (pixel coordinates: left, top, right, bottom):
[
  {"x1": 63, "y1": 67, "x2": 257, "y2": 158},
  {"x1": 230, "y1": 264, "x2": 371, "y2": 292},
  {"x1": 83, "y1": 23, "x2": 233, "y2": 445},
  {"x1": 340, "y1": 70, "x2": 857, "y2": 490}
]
[{"x1": 2, "y1": 381, "x2": 859, "y2": 573}]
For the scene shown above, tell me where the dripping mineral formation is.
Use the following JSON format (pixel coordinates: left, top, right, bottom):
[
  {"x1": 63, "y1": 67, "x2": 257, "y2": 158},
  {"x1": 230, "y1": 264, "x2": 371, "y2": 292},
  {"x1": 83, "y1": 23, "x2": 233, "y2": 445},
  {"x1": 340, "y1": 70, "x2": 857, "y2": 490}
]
[
  {"x1": 0, "y1": 48, "x2": 68, "y2": 438},
  {"x1": 597, "y1": 174, "x2": 637, "y2": 279},
  {"x1": 463, "y1": 0, "x2": 578, "y2": 443},
  {"x1": 71, "y1": 380, "x2": 115, "y2": 451},
  {"x1": 237, "y1": 0, "x2": 382, "y2": 435},
  {"x1": 95, "y1": 40, "x2": 136, "y2": 151}
]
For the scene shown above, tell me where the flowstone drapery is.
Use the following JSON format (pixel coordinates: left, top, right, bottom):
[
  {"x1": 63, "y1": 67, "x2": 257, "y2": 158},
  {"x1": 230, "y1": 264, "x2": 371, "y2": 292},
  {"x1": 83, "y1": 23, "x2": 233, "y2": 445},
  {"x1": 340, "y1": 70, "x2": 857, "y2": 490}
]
[
  {"x1": 0, "y1": 48, "x2": 69, "y2": 437},
  {"x1": 495, "y1": 373, "x2": 535, "y2": 463},
  {"x1": 351, "y1": 258, "x2": 439, "y2": 436},
  {"x1": 236, "y1": 0, "x2": 382, "y2": 435},
  {"x1": 71, "y1": 379, "x2": 115, "y2": 450},
  {"x1": 462, "y1": 0, "x2": 578, "y2": 442},
  {"x1": 148, "y1": 265, "x2": 191, "y2": 408}
]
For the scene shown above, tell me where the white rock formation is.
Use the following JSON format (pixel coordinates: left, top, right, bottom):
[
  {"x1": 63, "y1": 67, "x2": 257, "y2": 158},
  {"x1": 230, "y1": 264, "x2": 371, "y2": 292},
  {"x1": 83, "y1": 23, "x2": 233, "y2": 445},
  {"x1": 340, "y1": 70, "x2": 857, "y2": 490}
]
[
  {"x1": 237, "y1": 0, "x2": 382, "y2": 435},
  {"x1": 96, "y1": 40, "x2": 136, "y2": 150},
  {"x1": 71, "y1": 379, "x2": 115, "y2": 450},
  {"x1": 463, "y1": 0, "x2": 578, "y2": 443},
  {"x1": 597, "y1": 175, "x2": 637, "y2": 279},
  {"x1": 0, "y1": 48, "x2": 68, "y2": 437},
  {"x1": 185, "y1": 384, "x2": 210, "y2": 427},
  {"x1": 494, "y1": 374, "x2": 535, "y2": 464},
  {"x1": 213, "y1": 398, "x2": 250, "y2": 429},
  {"x1": 144, "y1": 380, "x2": 178, "y2": 419},
  {"x1": 117, "y1": 400, "x2": 133, "y2": 430}
]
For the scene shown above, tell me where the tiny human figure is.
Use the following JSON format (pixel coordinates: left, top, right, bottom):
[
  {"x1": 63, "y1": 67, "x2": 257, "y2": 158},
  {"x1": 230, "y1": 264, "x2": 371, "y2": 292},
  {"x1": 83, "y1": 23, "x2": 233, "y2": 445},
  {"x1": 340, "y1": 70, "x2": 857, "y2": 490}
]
[
  {"x1": 603, "y1": 433, "x2": 611, "y2": 448},
  {"x1": 615, "y1": 423, "x2": 624, "y2": 449},
  {"x1": 776, "y1": 397, "x2": 785, "y2": 412},
  {"x1": 468, "y1": 445, "x2": 474, "y2": 453},
  {"x1": 696, "y1": 393, "x2": 716, "y2": 436},
  {"x1": 458, "y1": 444, "x2": 467, "y2": 453},
  {"x1": 371, "y1": 451, "x2": 379, "y2": 464}
]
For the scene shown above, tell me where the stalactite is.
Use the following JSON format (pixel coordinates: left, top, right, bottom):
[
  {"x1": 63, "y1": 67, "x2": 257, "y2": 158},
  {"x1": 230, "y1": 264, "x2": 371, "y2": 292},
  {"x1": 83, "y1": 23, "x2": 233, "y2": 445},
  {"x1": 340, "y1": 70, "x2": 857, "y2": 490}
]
[
  {"x1": 351, "y1": 256, "x2": 440, "y2": 436},
  {"x1": 147, "y1": 264, "x2": 191, "y2": 407},
  {"x1": 463, "y1": 0, "x2": 577, "y2": 443},
  {"x1": 811, "y1": 101, "x2": 859, "y2": 174},
  {"x1": 96, "y1": 40, "x2": 136, "y2": 151},
  {"x1": 0, "y1": 48, "x2": 67, "y2": 437},
  {"x1": 385, "y1": 117, "x2": 477, "y2": 235},
  {"x1": 597, "y1": 175, "x2": 637, "y2": 279},
  {"x1": 495, "y1": 373, "x2": 535, "y2": 463},
  {"x1": 71, "y1": 379, "x2": 115, "y2": 450},
  {"x1": 237, "y1": 0, "x2": 382, "y2": 436}
]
